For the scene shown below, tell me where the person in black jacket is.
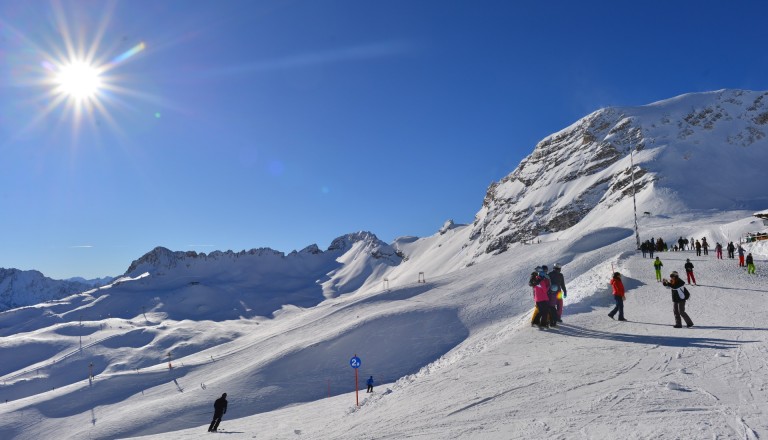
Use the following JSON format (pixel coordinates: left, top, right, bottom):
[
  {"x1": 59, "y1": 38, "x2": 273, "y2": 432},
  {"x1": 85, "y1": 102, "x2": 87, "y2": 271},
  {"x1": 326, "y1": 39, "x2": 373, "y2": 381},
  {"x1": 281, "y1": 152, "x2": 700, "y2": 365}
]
[
  {"x1": 684, "y1": 259, "x2": 697, "y2": 285},
  {"x1": 208, "y1": 393, "x2": 228, "y2": 432},
  {"x1": 548, "y1": 263, "x2": 568, "y2": 322},
  {"x1": 662, "y1": 272, "x2": 693, "y2": 328}
]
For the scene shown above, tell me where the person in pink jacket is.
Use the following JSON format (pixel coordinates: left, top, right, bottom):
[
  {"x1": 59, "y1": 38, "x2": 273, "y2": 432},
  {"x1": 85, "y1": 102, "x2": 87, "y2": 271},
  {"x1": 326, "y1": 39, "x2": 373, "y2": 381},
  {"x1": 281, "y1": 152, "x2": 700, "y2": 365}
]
[{"x1": 531, "y1": 267, "x2": 554, "y2": 328}]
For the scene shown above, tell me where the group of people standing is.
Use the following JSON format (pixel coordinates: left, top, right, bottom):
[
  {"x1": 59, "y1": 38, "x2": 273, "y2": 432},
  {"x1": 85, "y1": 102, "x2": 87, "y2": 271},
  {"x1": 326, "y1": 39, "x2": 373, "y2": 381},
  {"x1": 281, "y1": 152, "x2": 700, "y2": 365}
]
[
  {"x1": 643, "y1": 236, "x2": 757, "y2": 275},
  {"x1": 529, "y1": 264, "x2": 567, "y2": 329}
]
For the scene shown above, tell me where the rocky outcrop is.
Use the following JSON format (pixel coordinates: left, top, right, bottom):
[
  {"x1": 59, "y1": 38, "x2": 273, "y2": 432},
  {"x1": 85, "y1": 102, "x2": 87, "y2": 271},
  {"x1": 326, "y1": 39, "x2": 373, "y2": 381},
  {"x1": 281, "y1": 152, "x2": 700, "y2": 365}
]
[{"x1": 469, "y1": 89, "x2": 768, "y2": 256}]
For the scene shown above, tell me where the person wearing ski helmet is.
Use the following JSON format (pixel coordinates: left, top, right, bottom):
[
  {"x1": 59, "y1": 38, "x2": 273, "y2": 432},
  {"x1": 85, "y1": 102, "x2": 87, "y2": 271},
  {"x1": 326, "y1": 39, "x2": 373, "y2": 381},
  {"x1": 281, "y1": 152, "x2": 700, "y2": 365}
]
[
  {"x1": 653, "y1": 257, "x2": 663, "y2": 282},
  {"x1": 531, "y1": 267, "x2": 553, "y2": 328},
  {"x1": 662, "y1": 272, "x2": 694, "y2": 328},
  {"x1": 548, "y1": 263, "x2": 567, "y2": 322}
]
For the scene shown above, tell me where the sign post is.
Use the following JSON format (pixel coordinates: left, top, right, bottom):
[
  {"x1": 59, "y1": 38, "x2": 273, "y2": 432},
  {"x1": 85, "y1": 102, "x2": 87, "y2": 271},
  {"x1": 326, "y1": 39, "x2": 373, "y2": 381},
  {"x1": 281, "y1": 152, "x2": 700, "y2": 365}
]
[{"x1": 350, "y1": 354, "x2": 361, "y2": 406}]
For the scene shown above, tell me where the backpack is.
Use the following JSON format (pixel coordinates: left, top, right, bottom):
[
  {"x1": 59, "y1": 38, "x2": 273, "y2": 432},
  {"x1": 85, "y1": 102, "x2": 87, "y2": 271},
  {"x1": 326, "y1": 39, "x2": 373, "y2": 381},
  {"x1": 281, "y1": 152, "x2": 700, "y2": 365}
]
[{"x1": 677, "y1": 287, "x2": 691, "y2": 300}]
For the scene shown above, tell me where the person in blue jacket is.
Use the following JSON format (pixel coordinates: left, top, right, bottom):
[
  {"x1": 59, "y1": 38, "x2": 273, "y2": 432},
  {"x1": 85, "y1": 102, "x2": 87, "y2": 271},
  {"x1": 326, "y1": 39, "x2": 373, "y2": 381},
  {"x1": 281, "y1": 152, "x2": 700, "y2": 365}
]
[{"x1": 366, "y1": 376, "x2": 374, "y2": 393}]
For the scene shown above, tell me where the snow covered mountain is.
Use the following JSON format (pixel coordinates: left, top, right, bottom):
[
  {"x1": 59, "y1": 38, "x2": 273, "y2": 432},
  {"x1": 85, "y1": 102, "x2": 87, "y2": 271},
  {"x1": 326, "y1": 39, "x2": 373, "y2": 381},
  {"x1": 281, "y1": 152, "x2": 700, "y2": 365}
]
[
  {"x1": 0, "y1": 269, "x2": 97, "y2": 312},
  {"x1": 470, "y1": 89, "x2": 768, "y2": 255},
  {"x1": 1, "y1": 89, "x2": 767, "y2": 439}
]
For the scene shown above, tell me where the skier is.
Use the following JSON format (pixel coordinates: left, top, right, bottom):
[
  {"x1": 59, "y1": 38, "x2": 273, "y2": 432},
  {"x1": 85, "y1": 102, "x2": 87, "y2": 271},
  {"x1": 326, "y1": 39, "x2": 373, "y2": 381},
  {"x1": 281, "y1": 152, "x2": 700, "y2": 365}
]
[
  {"x1": 548, "y1": 263, "x2": 568, "y2": 322},
  {"x1": 662, "y1": 271, "x2": 694, "y2": 328},
  {"x1": 366, "y1": 376, "x2": 374, "y2": 393},
  {"x1": 746, "y1": 253, "x2": 756, "y2": 275},
  {"x1": 653, "y1": 257, "x2": 663, "y2": 282},
  {"x1": 608, "y1": 272, "x2": 627, "y2": 321},
  {"x1": 715, "y1": 242, "x2": 723, "y2": 259},
  {"x1": 684, "y1": 258, "x2": 697, "y2": 285},
  {"x1": 695, "y1": 240, "x2": 702, "y2": 256},
  {"x1": 701, "y1": 237, "x2": 709, "y2": 256},
  {"x1": 208, "y1": 393, "x2": 228, "y2": 432},
  {"x1": 640, "y1": 241, "x2": 648, "y2": 258},
  {"x1": 737, "y1": 244, "x2": 746, "y2": 267},
  {"x1": 531, "y1": 267, "x2": 553, "y2": 329},
  {"x1": 727, "y1": 242, "x2": 735, "y2": 259},
  {"x1": 678, "y1": 237, "x2": 685, "y2": 252},
  {"x1": 648, "y1": 240, "x2": 655, "y2": 258}
]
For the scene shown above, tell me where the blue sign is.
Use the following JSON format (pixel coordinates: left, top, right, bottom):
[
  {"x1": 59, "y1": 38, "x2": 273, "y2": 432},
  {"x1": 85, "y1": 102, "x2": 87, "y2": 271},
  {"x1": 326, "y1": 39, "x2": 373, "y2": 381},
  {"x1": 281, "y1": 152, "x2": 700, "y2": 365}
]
[{"x1": 349, "y1": 356, "x2": 361, "y2": 369}]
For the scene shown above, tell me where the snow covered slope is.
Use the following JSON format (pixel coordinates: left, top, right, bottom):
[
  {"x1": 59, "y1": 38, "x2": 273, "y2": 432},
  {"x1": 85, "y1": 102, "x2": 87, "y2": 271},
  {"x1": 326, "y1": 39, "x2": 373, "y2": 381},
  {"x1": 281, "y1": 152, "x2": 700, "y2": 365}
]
[{"x1": 0, "y1": 90, "x2": 767, "y2": 439}]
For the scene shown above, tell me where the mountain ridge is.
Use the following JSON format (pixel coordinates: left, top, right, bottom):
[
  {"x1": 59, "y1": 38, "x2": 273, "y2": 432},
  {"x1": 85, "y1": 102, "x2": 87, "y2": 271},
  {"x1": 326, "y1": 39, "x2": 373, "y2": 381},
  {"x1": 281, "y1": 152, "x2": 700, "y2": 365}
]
[{"x1": 2, "y1": 89, "x2": 767, "y2": 312}]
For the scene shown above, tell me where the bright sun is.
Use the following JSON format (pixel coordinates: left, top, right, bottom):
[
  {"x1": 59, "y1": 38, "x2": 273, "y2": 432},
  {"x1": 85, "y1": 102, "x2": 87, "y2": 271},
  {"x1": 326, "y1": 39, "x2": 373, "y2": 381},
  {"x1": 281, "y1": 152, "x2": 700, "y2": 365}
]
[{"x1": 55, "y1": 61, "x2": 103, "y2": 100}]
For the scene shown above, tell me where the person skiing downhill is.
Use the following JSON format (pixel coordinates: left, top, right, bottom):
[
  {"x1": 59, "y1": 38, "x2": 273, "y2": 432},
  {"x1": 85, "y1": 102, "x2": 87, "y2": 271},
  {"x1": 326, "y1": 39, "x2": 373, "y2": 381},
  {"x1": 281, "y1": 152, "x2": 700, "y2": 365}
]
[
  {"x1": 208, "y1": 393, "x2": 228, "y2": 432},
  {"x1": 366, "y1": 376, "x2": 374, "y2": 393},
  {"x1": 653, "y1": 257, "x2": 663, "y2": 282},
  {"x1": 684, "y1": 258, "x2": 697, "y2": 285},
  {"x1": 662, "y1": 272, "x2": 694, "y2": 328},
  {"x1": 608, "y1": 272, "x2": 627, "y2": 321}
]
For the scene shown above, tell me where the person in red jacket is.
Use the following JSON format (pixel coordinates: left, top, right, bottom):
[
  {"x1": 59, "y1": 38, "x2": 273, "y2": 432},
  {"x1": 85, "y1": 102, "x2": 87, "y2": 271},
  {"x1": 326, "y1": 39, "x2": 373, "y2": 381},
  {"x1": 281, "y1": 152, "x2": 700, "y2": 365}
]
[{"x1": 608, "y1": 272, "x2": 627, "y2": 321}]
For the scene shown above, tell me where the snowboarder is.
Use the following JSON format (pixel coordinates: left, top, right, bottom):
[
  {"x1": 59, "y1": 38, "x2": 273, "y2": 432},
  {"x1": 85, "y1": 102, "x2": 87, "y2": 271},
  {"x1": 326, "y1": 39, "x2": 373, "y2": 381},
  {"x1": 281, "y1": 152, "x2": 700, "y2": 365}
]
[
  {"x1": 662, "y1": 271, "x2": 693, "y2": 328},
  {"x1": 548, "y1": 263, "x2": 568, "y2": 322},
  {"x1": 684, "y1": 258, "x2": 697, "y2": 285},
  {"x1": 366, "y1": 376, "x2": 374, "y2": 393},
  {"x1": 653, "y1": 257, "x2": 663, "y2": 282},
  {"x1": 738, "y1": 244, "x2": 746, "y2": 267},
  {"x1": 746, "y1": 253, "x2": 756, "y2": 275},
  {"x1": 608, "y1": 272, "x2": 627, "y2": 321},
  {"x1": 208, "y1": 393, "x2": 228, "y2": 432}
]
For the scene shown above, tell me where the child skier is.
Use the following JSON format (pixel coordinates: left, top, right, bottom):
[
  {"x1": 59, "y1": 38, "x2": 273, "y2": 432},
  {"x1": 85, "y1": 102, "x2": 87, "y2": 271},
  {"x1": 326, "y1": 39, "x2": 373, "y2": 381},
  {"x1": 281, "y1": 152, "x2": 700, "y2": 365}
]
[{"x1": 653, "y1": 257, "x2": 663, "y2": 282}]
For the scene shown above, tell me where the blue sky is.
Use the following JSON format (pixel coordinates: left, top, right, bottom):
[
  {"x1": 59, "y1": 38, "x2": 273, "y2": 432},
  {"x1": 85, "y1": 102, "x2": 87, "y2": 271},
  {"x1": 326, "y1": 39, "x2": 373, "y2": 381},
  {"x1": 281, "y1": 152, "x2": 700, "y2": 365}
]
[{"x1": 1, "y1": 0, "x2": 767, "y2": 279}]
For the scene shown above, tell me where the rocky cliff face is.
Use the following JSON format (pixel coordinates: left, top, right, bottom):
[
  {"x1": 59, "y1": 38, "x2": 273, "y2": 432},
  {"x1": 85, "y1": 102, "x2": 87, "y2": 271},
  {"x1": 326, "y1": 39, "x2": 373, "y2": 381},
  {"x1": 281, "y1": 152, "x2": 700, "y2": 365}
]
[{"x1": 470, "y1": 89, "x2": 768, "y2": 256}]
